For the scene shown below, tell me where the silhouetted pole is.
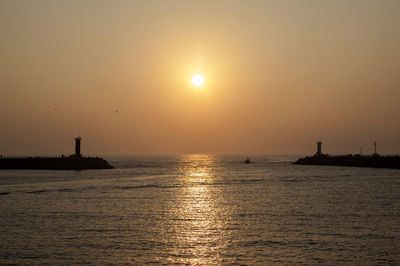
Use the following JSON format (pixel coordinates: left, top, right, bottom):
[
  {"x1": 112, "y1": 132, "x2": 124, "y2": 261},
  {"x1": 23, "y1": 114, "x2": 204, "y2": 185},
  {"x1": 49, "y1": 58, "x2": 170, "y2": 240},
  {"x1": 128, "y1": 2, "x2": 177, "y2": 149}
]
[
  {"x1": 75, "y1": 137, "x2": 81, "y2": 157},
  {"x1": 374, "y1": 141, "x2": 377, "y2": 155}
]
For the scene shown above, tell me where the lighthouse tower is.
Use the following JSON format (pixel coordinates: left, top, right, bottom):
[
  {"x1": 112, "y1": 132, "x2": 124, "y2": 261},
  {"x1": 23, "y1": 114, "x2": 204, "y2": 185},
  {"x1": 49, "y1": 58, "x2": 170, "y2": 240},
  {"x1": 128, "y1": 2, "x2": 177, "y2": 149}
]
[
  {"x1": 316, "y1": 141, "x2": 322, "y2": 156},
  {"x1": 75, "y1": 137, "x2": 81, "y2": 157}
]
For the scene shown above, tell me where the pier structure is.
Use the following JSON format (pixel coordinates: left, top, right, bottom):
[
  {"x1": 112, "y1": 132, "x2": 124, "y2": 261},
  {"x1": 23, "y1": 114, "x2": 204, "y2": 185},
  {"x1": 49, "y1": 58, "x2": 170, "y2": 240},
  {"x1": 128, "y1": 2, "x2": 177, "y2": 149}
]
[
  {"x1": 294, "y1": 141, "x2": 400, "y2": 169},
  {"x1": 0, "y1": 137, "x2": 113, "y2": 170}
]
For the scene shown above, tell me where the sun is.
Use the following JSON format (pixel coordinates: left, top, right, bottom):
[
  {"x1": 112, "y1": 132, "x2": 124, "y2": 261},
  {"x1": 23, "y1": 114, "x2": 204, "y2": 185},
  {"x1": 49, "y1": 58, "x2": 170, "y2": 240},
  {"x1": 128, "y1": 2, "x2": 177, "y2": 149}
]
[{"x1": 191, "y1": 74, "x2": 204, "y2": 87}]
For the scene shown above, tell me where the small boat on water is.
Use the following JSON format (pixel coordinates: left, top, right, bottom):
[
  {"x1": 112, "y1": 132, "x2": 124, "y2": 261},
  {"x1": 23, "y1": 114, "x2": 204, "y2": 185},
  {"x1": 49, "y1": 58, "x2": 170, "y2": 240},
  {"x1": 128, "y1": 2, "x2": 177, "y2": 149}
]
[{"x1": 244, "y1": 158, "x2": 251, "y2": 164}]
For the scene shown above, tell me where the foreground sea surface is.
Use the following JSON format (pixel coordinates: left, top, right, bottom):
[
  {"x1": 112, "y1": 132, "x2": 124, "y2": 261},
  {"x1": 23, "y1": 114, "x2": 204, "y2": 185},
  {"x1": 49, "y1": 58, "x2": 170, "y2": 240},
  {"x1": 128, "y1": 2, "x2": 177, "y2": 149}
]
[{"x1": 0, "y1": 155, "x2": 399, "y2": 265}]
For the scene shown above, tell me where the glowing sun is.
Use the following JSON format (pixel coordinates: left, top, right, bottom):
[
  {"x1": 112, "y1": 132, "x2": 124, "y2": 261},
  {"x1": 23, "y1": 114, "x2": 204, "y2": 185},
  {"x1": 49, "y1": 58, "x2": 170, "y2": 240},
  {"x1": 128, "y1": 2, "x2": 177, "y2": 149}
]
[{"x1": 192, "y1": 74, "x2": 204, "y2": 87}]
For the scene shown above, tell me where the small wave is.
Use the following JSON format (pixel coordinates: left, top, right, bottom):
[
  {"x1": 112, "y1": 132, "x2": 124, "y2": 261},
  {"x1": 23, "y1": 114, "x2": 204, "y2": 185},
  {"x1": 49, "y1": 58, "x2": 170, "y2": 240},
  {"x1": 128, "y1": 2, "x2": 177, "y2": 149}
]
[
  {"x1": 119, "y1": 184, "x2": 161, "y2": 190},
  {"x1": 239, "y1": 178, "x2": 263, "y2": 183},
  {"x1": 242, "y1": 240, "x2": 282, "y2": 247},
  {"x1": 0, "y1": 192, "x2": 10, "y2": 195},
  {"x1": 26, "y1": 190, "x2": 50, "y2": 194},
  {"x1": 281, "y1": 178, "x2": 304, "y2": 182},
  {"x1": 57, "y1": 188, "x2": 76, "y2": 192},
  {"x1": 117, "y1": 184, "x2": 184, "y2": 190},
  {"x1": 306, "y1": 232, "x2": 345, "y2": 237},
  {"x1": 81, "y1": 228, "x2": 126, "y2": 233},
  {"x1": 358, "y1": 233, "x2": 395, "y2": 240},
  {"x1": 214, "y1": 178, "x2": 264, "y2": 185},
  {"x1": 21, "y1": 187, "x2": 93, "y2": 195}
]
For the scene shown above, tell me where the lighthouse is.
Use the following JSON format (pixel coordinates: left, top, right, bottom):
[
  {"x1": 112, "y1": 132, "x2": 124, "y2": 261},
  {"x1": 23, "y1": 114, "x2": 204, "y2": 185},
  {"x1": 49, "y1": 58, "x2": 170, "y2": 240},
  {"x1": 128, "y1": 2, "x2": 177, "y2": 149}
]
[
  {"x1": 316, "y1": 141, "x2": 322, "y2": 156},
  {"x1": 75, "y1": 137, "x2": 81, "y2": 157}
]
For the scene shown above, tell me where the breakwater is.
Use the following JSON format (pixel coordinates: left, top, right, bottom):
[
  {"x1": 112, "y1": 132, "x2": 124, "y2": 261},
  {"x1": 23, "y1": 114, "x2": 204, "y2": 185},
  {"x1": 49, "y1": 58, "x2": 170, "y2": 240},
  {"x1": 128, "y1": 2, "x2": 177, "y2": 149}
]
[
  {"x1": 0, "y1": 137, "x2": 113, "y2": 170},
  {"x1": 0, "y1": 156, "x2": 113, "y2": 170},
  {"x1": 293, "y1": 155, "x2": 400, "y2": 169}
]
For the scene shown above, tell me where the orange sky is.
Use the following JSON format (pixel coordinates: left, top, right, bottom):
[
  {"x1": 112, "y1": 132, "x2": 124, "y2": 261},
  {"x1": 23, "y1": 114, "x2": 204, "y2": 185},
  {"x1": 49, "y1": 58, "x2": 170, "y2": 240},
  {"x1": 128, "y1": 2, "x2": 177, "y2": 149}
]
[{"x1": 1, "y1": 0, "x2": 399, "y2": 155}]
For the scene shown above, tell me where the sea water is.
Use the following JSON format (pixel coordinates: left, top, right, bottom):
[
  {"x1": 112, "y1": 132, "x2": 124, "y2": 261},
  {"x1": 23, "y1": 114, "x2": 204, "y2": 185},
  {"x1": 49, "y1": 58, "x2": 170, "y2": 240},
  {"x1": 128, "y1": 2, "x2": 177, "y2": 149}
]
[{"x1": 0, "y1": 155, "x2": 399, "y2": 264}]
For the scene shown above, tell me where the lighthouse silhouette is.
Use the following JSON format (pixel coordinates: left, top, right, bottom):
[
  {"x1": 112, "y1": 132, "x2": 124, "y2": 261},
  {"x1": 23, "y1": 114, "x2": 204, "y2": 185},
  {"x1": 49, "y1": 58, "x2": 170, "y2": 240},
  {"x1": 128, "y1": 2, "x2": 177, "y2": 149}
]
[
  {"x1": 316, "y1": 141, "x2": 322, "y2": 156},
  {"x1": 75, "y1": 137, "x2": 81, "y2": 157}
]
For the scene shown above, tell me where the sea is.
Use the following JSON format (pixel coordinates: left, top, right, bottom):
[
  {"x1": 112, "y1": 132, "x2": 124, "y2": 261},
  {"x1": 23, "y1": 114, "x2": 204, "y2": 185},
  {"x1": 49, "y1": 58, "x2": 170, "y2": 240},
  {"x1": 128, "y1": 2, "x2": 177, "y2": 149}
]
[{"x1": 0, "y1": 155, "x2": 399, "y2": 265}]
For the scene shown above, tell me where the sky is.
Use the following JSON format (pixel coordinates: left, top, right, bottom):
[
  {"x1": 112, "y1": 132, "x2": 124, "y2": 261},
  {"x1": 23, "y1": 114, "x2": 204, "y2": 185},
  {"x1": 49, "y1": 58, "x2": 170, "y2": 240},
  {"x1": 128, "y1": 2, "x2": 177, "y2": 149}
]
[{"x1": 0, "y1": 0, "x2": 399, "y2": 155}]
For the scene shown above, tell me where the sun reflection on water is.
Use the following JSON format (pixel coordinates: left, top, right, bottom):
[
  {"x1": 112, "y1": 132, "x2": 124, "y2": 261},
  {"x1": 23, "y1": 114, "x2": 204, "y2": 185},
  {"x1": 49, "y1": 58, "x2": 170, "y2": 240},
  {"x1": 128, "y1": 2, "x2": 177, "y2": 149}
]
[{"x1": 163, "y1": 154, "x2": 232, "y2": 264}]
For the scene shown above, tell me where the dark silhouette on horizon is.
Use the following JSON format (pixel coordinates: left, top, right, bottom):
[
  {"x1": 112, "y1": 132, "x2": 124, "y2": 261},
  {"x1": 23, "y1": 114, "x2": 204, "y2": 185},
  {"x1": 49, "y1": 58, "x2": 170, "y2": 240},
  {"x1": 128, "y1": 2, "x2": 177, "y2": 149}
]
[
  {"x1": 0, "y1": 137, "x2": 113, "y2": 170},
  {"x1": 294, "y1": 141, "x2": 400, "y2": 169},
  {"x1": 75, "y1": 137, "x2": 81, "y2": 157}
]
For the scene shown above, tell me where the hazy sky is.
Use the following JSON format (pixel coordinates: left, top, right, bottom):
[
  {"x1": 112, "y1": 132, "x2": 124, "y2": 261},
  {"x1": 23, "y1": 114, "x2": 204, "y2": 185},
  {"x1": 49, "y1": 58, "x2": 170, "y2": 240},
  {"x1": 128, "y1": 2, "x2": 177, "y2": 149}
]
[{"x1": 1, "y1": 0, "x2": 399, "y2": 155}]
